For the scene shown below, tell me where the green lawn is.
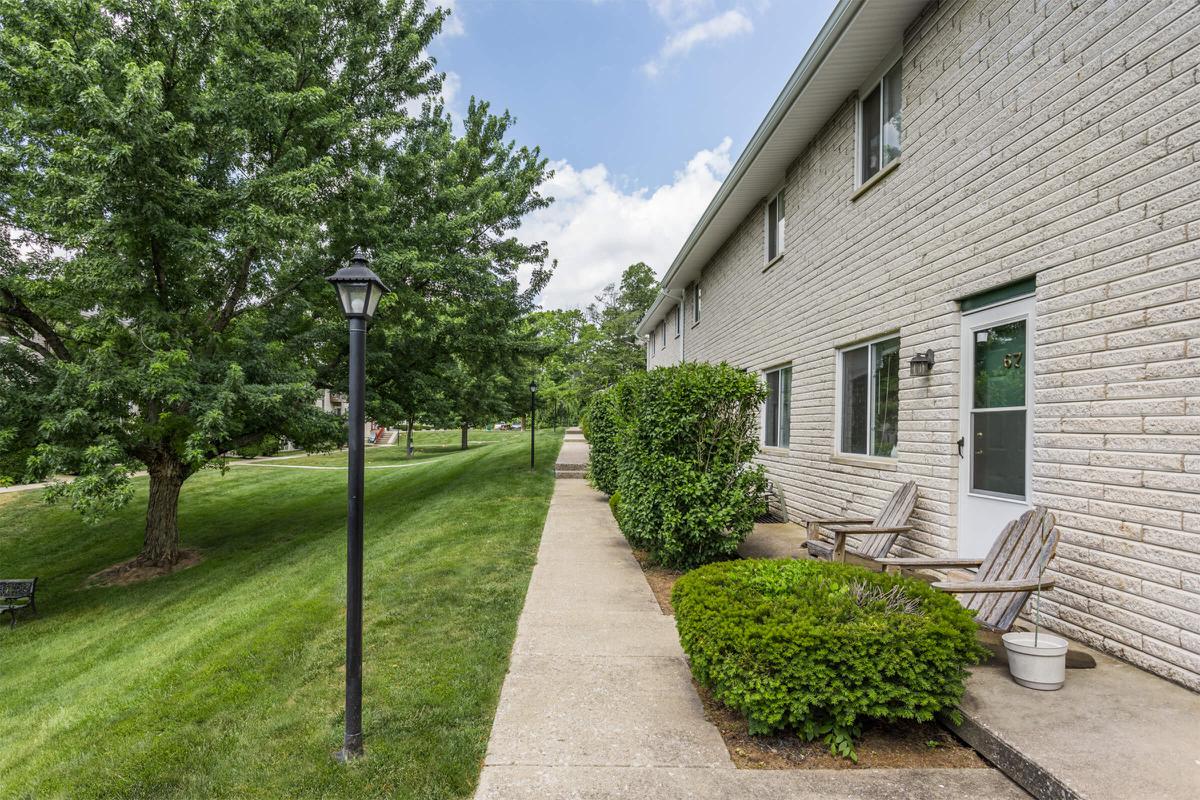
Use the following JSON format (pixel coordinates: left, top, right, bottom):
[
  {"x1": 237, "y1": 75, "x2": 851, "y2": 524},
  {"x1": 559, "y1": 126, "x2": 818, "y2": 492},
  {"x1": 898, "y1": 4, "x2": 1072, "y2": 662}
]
[{"x1": 0, "y1": 429, "x2": 563, "y2": 799}]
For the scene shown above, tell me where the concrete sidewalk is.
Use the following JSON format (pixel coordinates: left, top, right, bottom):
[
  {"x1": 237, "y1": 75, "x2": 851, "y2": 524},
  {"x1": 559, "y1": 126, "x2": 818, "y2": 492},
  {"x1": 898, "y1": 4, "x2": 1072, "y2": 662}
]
[
  {"x1": 554, "y1": 427, "x2": 589, "y2": 478},
  {"x1": 476, "y1": 479, "x2": 1026, "y2": 799}
]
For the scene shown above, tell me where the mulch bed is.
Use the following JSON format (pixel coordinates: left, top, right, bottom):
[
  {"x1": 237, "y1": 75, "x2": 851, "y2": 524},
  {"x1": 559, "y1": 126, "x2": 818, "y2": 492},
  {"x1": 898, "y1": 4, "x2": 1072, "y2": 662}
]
[
  {"x1": 631, "y1": 548, "x2": 987, "y2": 770},
  {"x1": 86, "y1": 549, "x2": 204, "y2": 587}
]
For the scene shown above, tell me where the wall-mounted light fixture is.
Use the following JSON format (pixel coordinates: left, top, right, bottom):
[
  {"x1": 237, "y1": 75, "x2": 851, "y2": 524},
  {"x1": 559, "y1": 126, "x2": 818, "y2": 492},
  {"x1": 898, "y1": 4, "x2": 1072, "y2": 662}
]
[{"x1": 909, "y1": 349, "x2": 935, "y2": 377}]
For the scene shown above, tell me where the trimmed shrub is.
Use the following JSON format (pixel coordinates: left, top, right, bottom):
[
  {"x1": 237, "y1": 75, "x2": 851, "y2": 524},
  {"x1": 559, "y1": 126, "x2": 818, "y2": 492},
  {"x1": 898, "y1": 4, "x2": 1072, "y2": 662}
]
[
  {"x1": 614, "y1": 362, "x2": 766, "y2": 568},
  {"x1": 582, "y1": 388, "x2": 621, "y2": 495},
  {"x1": 608, "y1": 490, "x2": 622, "y2": 523},
  {"x1": 673, "y1": 559, "x2": 989, "y2": 759}
]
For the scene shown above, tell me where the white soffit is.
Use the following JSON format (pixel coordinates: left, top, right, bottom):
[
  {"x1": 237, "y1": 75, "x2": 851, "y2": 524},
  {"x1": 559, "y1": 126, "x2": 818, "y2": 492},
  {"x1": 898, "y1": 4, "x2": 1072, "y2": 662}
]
[{"x1": 636, "y1": 0, "x2": 929, "y2": 336}]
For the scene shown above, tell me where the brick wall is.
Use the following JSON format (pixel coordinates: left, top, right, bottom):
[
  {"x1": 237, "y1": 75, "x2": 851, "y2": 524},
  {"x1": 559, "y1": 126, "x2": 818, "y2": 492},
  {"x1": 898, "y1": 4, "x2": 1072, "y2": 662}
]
[{"x1": 672, "y1": 0, "x2": 1200, "y2": 690}]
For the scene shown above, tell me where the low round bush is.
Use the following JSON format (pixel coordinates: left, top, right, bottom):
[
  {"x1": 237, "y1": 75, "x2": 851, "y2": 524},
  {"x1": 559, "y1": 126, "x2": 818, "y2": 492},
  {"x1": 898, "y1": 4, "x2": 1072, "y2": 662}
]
[{"x1": 673, "y1": 559, "x2": 989, "y2": 759}]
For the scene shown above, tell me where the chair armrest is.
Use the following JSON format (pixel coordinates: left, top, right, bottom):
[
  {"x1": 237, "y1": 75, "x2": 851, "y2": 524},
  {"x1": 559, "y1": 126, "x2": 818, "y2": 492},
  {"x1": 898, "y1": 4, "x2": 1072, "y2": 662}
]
[
  {"x1": 805, "y1": 517, "x2": 874, "y2": 526},
  {"x1": 826, "y1": 526, "x2": 912, "y2": 536},
  {"x1": 931, "y1": 578, "x2": 1056, "y2": 594},
  {"x1": 876, "y1": 557, "x2": 984, "y2": 568}
]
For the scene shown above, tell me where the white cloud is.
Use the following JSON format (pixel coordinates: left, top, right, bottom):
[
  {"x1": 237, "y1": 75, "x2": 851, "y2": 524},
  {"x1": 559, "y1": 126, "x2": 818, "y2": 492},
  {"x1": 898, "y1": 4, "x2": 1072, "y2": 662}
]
[
  {"x1": 642, "y1": 9, "x2": 753, "y2": 77},
  {"x1": 522, "y1": 139, "x2": 734, "y2": 309},
  {"x1": 438, "y1": 0, "x2": 465, "y2": 36},
  {"x1": 648, "y1": 0, "x2": 713, "y2": 24}
]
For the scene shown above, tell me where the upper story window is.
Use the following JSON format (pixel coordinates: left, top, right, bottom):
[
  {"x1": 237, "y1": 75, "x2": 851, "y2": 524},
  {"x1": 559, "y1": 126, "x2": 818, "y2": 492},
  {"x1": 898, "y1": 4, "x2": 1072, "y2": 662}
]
[
  {"x1": 838, "y1": 335, "x2": 900, "y2": 458},
  {"x1": 660, "y1": 320, "x2": 667, "y2": 347},
  {"x1": 765, "y1": 189, "x2": 785, "y2": 264},
  {"x1": 650, "y1": 332, "x2": 656, "y2": 356},
  {"x1": 858, "y1": 57, "x2": 903, "y2": 185},
  {"x1": 764, "y1": 365, "x2": 792, "y2": 448},
  {"x1": 674, "y1": 304, "x2": 681, "y2": 337},
  {"x1": 692, "y1": 282, "x2": 702, "y2": 324}
]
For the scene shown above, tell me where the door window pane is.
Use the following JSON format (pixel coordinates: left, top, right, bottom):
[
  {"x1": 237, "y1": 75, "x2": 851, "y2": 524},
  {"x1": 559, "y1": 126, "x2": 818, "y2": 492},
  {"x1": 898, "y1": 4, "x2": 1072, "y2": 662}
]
[
  {"x1": 872, "y1": 338, "x2": 900, "y2": 457},
  {"x1": 974, "y1": 320, "x2": 1027, "y2": 408},
  {"x1": 972, "y1": 410, "x2": 1026, "y2": 498},
  {"x1": 860, "y1": 84, "x2": 881, "y2": 182},
  {"x1": 841, "y1": 347, "x2": 869, "y2": 454},
  {"x1": 882, "y1": 60, "x2": 902, "y2": 167}
]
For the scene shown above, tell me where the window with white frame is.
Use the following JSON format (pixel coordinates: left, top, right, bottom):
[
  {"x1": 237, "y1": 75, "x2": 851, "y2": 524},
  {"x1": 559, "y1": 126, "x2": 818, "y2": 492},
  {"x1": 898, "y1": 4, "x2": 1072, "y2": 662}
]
[
  {"x1": 838, "y1": 336, "x2": 900, "y2": 457},
  {"x1": 650, "y1": 333, "x2": 656, "y2": 356},
  {"x1": 765, "y1": 189, "x2": 785, "y2": 263},
  {"x1": 692, "y1": 282, "x2": 702, "y2": 323},
  {"x1": 858, "y1": 57, "x2": 903, "y2": 184},
  {"x1": 660, "y1": 320, "x2": 667, "y2": 347},
  {"x1": 674, "y1": 303, "x2": 681, "y2": 337},
  {"x1": 764, "y1": 365, "x2": 792, "y2": 448}
]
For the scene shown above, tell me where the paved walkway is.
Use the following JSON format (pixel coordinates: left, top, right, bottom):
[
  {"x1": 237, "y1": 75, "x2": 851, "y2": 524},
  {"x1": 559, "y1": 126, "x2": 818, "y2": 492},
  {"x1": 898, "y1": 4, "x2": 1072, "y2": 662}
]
[
  {"x1": 554, "y1": 427, "x2": 589, "y2": 478},
  {"x1": 476, "y1": 478, "x2": 1025, "y2": 798}
]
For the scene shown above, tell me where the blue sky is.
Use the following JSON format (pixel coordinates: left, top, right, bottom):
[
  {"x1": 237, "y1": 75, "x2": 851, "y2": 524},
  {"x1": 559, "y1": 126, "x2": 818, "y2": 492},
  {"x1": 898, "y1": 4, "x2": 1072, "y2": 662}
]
[{"x1": 430, "y1": 0, "x2": 840, "y2": 308}]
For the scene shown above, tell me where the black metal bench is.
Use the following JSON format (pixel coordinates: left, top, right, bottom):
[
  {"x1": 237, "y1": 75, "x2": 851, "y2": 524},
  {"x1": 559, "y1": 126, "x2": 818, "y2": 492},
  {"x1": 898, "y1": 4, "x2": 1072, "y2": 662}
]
[{"x1": 0, "y1": 579, "x2": 37, "y2": 627}]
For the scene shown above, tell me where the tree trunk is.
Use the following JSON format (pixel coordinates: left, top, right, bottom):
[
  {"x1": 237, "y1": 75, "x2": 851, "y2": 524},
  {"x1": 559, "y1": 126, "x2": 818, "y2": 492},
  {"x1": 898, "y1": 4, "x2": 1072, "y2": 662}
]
[
  {"x1": 406, "y1": 417, "x2": 415, "y2": 457},
  {"x1": 460, "y1": 423, "x2": 469, "y2": 450},
  {"x1": 141, "y1": 455, "x2": 187, "y2": 566}
]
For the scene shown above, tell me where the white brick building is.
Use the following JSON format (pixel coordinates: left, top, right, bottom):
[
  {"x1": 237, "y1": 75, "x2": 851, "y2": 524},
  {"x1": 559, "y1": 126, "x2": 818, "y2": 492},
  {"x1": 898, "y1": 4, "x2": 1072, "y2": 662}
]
[{"x1": 636, "y1": 0, "x2": 1200, "y2": 690}]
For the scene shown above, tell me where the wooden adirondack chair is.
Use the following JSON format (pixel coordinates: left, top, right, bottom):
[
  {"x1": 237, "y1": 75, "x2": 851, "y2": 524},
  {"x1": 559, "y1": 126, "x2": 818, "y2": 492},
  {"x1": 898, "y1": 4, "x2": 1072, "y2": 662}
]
[
  {"x1": 802, "y1": 481, "x2": 918, "y2": 565},
  {"x1": 878, "y1": 506, "x2": 1059, "y2": 632}
]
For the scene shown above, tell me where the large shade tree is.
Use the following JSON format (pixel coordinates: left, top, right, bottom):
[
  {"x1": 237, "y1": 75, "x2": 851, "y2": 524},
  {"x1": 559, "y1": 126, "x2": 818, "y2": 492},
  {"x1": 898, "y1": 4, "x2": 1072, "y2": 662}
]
[{"x1": 0, "y1": 0, "x2": 449, "y2": 567}]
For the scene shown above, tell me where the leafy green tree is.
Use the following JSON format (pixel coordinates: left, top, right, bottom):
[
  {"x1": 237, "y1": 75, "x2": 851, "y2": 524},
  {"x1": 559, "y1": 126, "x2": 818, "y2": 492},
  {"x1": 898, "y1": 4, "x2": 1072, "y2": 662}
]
[
  {"x1": 0, "y1": 0, "x2": 446, "y2": 566},
  {"x1": 354, "y1": 97, "x2": 553, "y2": 445}
]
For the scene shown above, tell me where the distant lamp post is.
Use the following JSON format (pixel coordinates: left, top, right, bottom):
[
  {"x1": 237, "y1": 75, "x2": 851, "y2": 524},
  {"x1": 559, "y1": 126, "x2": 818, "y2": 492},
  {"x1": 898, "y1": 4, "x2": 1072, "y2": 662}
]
[
  {"x1": 327, "y1": 250, "x2": 389, "y2": 762},
  {"x1": 909, "y1": 349, "x2": 935, "y2": 378},
  {"x1": 529, "y1": 380, "x2": 539, "y2": 470}
]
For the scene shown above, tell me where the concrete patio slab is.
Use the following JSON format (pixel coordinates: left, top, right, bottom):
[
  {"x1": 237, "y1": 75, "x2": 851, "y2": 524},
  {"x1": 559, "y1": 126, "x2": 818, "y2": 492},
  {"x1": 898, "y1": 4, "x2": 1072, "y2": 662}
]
[{"x1": 951, "y1": 642, "x2": 1200, "y2": 800}]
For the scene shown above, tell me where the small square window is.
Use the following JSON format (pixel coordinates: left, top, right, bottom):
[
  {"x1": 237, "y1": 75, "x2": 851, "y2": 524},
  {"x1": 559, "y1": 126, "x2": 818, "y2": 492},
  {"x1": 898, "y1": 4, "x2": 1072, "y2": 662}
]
[
  {"x1": 765, "y1": 189, "x2": 785, "y2": 263},
  {"x1": 838, "y1": 337, "x2": 900, "y2": 457},
  {"x1": 764, "y1": 366, "x2": 792, "y2": 448}
]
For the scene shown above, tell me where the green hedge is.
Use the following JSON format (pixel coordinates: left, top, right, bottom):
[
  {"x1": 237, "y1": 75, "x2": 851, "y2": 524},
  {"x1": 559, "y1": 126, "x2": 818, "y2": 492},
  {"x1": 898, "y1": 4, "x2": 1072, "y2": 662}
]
[
  {"x1": 673, "y1": 559, "x2": 988, "y2": 759},
  {"x1": 582, "y1": 388, "x2": 620, "y2": 495},
  {"x1": 613, "y1": 362, "x2": 766, "y2": 568}
]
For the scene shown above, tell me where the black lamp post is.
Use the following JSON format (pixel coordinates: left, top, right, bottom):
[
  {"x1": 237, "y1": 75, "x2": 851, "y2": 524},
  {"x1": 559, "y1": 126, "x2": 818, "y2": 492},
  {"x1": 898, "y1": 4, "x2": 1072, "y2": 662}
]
[
  {"x1": 327, "y1": 250, "x2": 389, "y2": 762},
  {"x1": 529, "y1": 380, "x2": 538, "y2": 470}
]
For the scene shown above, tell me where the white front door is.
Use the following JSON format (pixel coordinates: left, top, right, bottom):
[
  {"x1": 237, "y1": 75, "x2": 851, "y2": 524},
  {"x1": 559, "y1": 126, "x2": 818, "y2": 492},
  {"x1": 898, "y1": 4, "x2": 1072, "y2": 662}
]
[{"x1": 957, "y1": 295, "x2": 1035, "y2": 558}]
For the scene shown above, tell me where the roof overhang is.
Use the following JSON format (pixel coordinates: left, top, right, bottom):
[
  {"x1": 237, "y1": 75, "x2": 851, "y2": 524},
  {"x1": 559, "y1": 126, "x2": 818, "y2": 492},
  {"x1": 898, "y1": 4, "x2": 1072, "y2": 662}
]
[{"x1": 635, "y1": 0, "x2": 930, "y2": 337}]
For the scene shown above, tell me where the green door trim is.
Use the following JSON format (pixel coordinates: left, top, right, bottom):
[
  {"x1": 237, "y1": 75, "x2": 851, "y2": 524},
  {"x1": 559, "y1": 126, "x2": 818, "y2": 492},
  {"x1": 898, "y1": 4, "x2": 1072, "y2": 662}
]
[{"x1": 959, "y1": 276, "x2": 1036, "y2": 313}]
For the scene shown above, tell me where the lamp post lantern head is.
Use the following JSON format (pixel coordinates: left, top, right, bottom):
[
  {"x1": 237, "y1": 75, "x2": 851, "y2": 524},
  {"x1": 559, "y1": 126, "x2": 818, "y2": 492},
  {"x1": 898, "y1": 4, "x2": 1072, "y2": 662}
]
[
  {"x1": 529, "y1": 380, "x2": 539, "y2": 395},
  {"x1": 909, "y1": 348, "x2": 935, "y2": 378},
  {"x1": 327, "y1": 250, "x2": 389, "y2": 321}
]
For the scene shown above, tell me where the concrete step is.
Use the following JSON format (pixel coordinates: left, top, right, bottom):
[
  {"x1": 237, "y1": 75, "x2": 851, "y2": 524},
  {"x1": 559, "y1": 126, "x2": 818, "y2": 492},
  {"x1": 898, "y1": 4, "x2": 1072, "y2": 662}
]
[{"x1": 555, "y1": 467, "x2": 588, "y2": 479}]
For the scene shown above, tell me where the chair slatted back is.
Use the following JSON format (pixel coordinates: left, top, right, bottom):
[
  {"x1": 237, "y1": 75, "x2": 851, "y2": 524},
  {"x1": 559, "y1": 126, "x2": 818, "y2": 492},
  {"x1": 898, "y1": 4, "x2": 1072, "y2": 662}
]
[
  {"x1": 856, "y1": 481, "x2": 918, "y2": 559},
  {"x1": 964, "y1": 508, "x2": 1059, "y2": 631}
]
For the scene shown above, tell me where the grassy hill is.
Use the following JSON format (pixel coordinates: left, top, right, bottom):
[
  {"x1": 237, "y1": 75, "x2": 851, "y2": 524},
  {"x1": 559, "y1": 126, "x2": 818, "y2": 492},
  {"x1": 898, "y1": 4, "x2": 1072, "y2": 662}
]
[{"x1": 0, "y1": 429, "x2": 562, "y2": 799}]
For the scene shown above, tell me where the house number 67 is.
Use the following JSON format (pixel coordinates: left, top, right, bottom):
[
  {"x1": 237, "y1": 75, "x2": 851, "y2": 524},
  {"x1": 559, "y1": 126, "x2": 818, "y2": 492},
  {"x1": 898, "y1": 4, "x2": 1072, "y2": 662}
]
[{"x1": 1003, "y1": 352, "x2": 1024, "y2": 369}]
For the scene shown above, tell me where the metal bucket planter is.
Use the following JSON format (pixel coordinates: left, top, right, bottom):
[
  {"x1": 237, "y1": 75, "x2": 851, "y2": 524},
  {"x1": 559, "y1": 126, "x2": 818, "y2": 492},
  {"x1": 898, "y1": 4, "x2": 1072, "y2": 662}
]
[{"x1": 1002, "y1": 631, "x2": 1068, "y2": 691}]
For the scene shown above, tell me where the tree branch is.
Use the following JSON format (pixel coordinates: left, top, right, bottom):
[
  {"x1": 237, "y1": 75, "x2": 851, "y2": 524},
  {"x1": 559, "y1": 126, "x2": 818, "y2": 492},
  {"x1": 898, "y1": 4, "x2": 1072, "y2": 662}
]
[
  {"x1": 0, "y1": 320, "x2": 56, "y2": 361},
  {"x1": 0, "y1": 288, "x2": 72, "y2": 361},
  {"x1": 212, "y1": 245, "x2": 257, "y2": 333}
]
